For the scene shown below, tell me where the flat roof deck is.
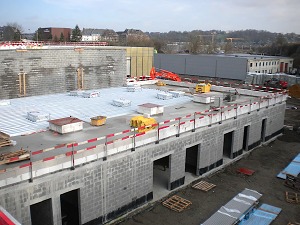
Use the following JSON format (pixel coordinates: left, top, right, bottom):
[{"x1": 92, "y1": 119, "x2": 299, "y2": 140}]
[{"x1": 0, "y1": 84, "x2": 260, "y2": 168}]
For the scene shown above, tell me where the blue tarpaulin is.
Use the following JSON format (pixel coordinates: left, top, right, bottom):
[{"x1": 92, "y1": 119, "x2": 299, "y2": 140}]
[
  {"x1": 277, "y1": 153, "x2": 300, "y2": 179},
  {"x1": 240, "y1": 204, "x2": 281, "y2": 225}
]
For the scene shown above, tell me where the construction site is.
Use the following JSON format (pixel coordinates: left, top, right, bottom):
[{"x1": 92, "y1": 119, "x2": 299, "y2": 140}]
[{"x1": 0, "y1": 45, "x2": 299, "y2": 225}]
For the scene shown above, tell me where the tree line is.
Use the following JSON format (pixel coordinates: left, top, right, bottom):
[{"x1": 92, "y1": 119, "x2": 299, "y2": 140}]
[{"x1": 1, "y1": 23, "x2": 299, "y2": 69}]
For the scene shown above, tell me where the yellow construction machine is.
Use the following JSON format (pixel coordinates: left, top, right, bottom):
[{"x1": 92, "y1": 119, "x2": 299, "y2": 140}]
[
  {"x1": 156, "y1": 80, "x2": 166, "y2": 86},
  {"x1": 195, "y1": 83, "x2": 211, "y2": 93},
  {"x1": 130, "y1": 116, "x2": 157, "y2": 133}
]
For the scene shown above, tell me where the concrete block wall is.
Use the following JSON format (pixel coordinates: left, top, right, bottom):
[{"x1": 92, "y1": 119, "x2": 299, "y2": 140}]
[
  {"x1": 0, "y1": 102, "x2": 285, "y2": 225},
  {"x1": 0, "y1": 47, "x2": 126, "y2": 99}
]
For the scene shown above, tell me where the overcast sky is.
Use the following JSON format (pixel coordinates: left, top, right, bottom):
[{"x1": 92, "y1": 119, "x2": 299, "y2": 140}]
[{"x1": 1, "y1": 0, "x2": 299, "y2": 34}]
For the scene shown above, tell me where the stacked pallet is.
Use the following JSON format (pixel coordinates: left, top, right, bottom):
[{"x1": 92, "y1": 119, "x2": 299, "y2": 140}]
[{"x1": 0, "y1": 132, "x2": 12, "y2": 148}]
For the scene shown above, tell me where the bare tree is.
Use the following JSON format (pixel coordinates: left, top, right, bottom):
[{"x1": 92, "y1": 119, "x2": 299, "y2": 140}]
[{"x1": 3, "y1": 23, "x2": 23, "y2": 41}]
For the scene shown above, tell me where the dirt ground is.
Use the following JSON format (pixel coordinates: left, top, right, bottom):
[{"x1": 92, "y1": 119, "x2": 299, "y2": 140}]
[{"x1": 111, "y1": 97, "x2": 300, "y2": 225}]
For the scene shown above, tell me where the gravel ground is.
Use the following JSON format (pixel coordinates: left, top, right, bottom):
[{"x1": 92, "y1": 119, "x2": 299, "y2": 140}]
[{"x1": 111, "y1": 97, "x2": 300, "y2": 225}]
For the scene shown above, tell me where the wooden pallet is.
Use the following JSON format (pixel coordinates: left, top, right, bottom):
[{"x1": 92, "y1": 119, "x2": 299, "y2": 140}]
[
  {"x1": 285, "y1": 191, "x2": 300, "y2": 204},
  {"x1": 192, "y1": 180, "x2": 216, "y2": 192},
  {"x1": 162, "y1": 195, "x2": 192, "y2": 212}
]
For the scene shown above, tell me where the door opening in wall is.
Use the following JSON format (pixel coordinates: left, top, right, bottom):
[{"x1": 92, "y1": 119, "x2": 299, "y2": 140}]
[
  {"x1": 30, "y1": 198, "x2": 53, "y2": 225},
  {"x1": 185, "y1": 144, "x2": 200, "y2": 176},
  {"x1": 60, "y1": 189, "x2": 80, "y2": 225},
  {"x1": 261, "y1": 119, "x2": 267, "y2": 142},
  {"x1": 243, "y1": 126, "x2": 250, "y2": 151},
  {"x1": 223, "y1": 131, "x2": 234, "y2": 158},
  {"x1": 153, "y1": 155, "x2": 170, "y2": 191}
]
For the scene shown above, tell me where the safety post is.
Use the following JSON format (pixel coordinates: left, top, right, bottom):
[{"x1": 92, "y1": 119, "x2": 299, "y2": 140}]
[
  {"x1": 176, "y1": 118, "x2": 181, "y2": 137},
  {"x1": 131, "y1": 128, "x2": 136, "y2": 151},
  {"x1": 248, "y1": 99, "x2": 251, "y2": 114},
  {"x1": 29, "y1": 151, "x2": 33, "y2": 182},
  {"x1": 192, "y1": 112, "x2": 196, "y2": 132},
  {"x1": 219, "y1": 109, "x2": 222, "y2": 124},
  {"x1": 258, "y1": 97, "x2": 261, "y2": 111},
  {"x1": 274, "y1": 93, "x2": 277, "y2": 106},
  {"x1": 155, "y1": 123, "x2": 160, "y2": 144},
  {"x1": 71, "y1": 143, "x2": 75, "y2": 169},
  {"x1": 234, "y1": 104, "x2": 237, "y2": 119}
]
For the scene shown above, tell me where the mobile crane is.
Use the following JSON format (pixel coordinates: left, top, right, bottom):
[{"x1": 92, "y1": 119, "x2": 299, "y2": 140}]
[{"x1": 150, "y1": 67, "x2": 182, "y2": 82}]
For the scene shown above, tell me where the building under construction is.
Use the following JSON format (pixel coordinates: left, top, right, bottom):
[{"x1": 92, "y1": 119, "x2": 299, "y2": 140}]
[{"x1": 0, "y1": 45, "x2": 287, "y2": 225}]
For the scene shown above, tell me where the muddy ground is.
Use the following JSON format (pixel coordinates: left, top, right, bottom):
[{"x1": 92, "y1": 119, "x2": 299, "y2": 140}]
[{"x1": 111, "y1": 97, "x2": 300, "y2": 225}]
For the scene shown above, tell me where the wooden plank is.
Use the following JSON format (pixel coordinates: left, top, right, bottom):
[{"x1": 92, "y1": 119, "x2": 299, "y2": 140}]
[
  {"x1": 192, "y1": 180, "x2": 216, "y2": 192},
  {"x1": 162, "y1": 195, "x2": 192, "y2": 212}
]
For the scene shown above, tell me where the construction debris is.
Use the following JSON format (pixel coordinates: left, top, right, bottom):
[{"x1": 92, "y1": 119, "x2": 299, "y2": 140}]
[
  {"x1": 0, "y1": 131, "x2": 12, "y2": 148},
  {"x1": 192, "y1": 180, "x2": 216, "y2": 192},
  {"x1": 0, "y1": 149, "x2": 30, "y2": 165},
  {"x1": 162, "y1": 195, "x2": 192, "y2": 212}
]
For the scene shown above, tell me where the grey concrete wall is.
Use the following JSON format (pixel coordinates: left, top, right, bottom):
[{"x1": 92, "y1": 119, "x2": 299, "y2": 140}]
[
  {"x1": 0, "y1": 103, "x2": 285, "y2": 225},
  {"x1": 0, "y1": 47, "x2": 126, "y2": 99},
  {"x1": 154, "y1": 54, "x2": 248, "y2": 80}
]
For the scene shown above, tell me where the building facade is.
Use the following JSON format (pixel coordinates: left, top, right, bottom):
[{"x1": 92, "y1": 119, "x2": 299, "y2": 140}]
[
  {"x1": 38, "y1": 27, "x2": 71, "y2": 41},
  {"x1": 81, "y1": 28, "x2": 119, "y2": 43},
  {"x1": 0, "y1": 84, "x2": 286, "y2": 225}
]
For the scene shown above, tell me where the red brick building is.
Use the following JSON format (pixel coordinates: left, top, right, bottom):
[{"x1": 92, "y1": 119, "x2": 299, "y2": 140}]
[{"x1": 38, "y1": 27, "x2": 71, "y2": 41}]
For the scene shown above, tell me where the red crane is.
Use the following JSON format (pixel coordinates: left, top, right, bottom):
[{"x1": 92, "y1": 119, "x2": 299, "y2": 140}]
[{"x1": 150, "y1": 67, "x2": 181, "y2": 82}]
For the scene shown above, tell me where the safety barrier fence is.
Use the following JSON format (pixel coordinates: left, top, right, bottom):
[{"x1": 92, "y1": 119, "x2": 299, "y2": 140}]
[
  {"x1": 0, "y1": 41, "x2": 109, "y2": 50},
  {"x1": 0, "y1": 87, "x2": 288, "y2": 188}
]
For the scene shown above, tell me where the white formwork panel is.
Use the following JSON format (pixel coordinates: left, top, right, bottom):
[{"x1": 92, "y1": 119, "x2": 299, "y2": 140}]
[
  {"x1": 193, "y1": 94, "x2": 215, "y2": 104},
  {"x1": 82, "y1": 91, "x2": 100, "y2": 98},
  {"x1": 169, "y1": 91, "x2": 185, "y2": 98},
  {"x1": 137, "y1": 103, "x2": 164, "y2": 116},
  {"x1": 27, "y1": 111, "x2": 50, "y2": 122},
  {"x1": 113, "y1": 98, "x2": 131, "y2": 107},
  {"x1": 0, "y1": 100, "x2": 11, "y2": 106},
  {"x1": 157, "y1": 92, "x2": 173, "y2": 100},
  {"x1": 127, "y1": 86, "x2": 142, "y2": 92},
  {"x1": 69, "y1": 90, "x2": 85, "y2": 96}
]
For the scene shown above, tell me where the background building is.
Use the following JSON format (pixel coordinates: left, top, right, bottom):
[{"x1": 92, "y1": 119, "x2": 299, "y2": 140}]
[
  {"x1": 81, "y1": 28, "x2": 119, "y2": 43},
  {"x1": 38, "y1": 27, "x2": 71, "y2": 41},
  {"x1": 154, "y1": 54, "x2": 294, "y2": 81}
]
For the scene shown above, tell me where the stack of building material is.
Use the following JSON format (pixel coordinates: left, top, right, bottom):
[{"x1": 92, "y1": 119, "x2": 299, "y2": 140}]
[
  {"x1": 169, "y1": 91, "x2": 185, "y2": 98},
  {"x1": 0, "y1": 100, "x2": 11, "y2": 106},
  {"x1": 0, "y1": 132, "x2": 12, "y2": 148},
  {"x1": 112, "y1": 98, "x2": 131, "y2": 107},
  {"x1": 137, "y1": 103, "x2": 163, "y2": 116},
  {"x1": 127, "y1": 86, "x2": 142, "y2": 92},
  {"x1": 82, "y1": 91, "x2": 100, "y2": 98},
  {"x1": 157, "y1": 92, "x2": 173, "y2": 100},
  {"x1": 27, "y1": 111, "x2": 50, "y2": 122},
  {"x1": 69, "y1": 90, "x2": 85, "y2": 96},
  {"x1": 0, "y1": 149, "x2": 30, "y2": 165}
]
